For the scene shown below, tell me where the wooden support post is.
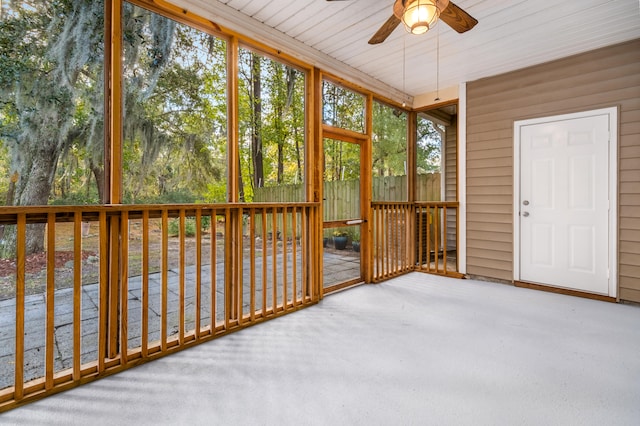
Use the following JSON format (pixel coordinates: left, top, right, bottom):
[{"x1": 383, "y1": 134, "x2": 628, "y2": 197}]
[
  {"x1": 407, "y1": 111, "x2": 417, "y2": 268},
  {"x1": 311, "y1": 68, "x2": 323, "y2": 301},
  {"x1": 362, "y1": 94, "x2": 373, "y2": 283}
]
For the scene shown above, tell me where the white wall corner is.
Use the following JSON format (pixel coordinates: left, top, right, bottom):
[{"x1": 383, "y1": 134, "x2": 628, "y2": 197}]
[
  {"x1": 457, "y1": 82, "x2": 467, "y2": 275},
  {"x1": 412, "y1": 85, "x2": 459, "y2": 109}
]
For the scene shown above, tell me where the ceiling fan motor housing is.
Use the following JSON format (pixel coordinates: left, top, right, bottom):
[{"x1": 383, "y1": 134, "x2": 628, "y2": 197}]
[{"x1": 395, "y1": 0, "x2": 450, "y2": 19}]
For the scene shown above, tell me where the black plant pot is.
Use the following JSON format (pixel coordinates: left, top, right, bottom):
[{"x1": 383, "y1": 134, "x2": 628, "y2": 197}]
[
  {"x1": 323, "y1": 237, "x2": 328, "y2": 248},
  {"x1": 352, "y1": 241, "x2": 360, "y2": 252},
  {"x1": 333, "y1": 236, "x2": 348, "y2": 250}
]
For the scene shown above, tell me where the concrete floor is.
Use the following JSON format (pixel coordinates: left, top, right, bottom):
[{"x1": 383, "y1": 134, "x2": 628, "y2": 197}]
[{"x1": 2, "y1": 273, "x2": 639, "y2": 425}]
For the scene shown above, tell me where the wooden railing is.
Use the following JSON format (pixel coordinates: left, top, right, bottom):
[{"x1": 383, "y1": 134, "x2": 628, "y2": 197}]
[
  {"x1": 372, "y1": 201, "x2": 461, "y2": 282},
  {"x1": 0, "y1": 203, "x2": 319, "y2": 412},
  {"x1": 372, "y1": 202, "x2": 414, "y2": 280},
  {"x1": 414, "y1": 202, "x2": 461, "y2": 277}
]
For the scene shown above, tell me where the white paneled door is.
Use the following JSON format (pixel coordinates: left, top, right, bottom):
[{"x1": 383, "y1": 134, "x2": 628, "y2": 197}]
[{"x1": 518, "y1": 112, "x2": 612, "y2": 295}]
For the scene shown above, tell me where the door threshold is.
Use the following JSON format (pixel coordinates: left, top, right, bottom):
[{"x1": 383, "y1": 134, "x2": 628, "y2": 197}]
[
  {"x1": 323, "y1": 279, "x2": 364, "y2": 295},
  {"x1": 514, "y1": 281, "x2": 616, "y2": 303}
]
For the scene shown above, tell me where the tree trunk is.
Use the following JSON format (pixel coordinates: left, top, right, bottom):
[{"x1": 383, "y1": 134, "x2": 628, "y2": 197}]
[
  {"x1": 251, "y1": 54, "x2": 264, "y2": 189},
  {"x1": 238, "y1": 156, "x2": 245, "y2": 202},
  {"x1": 90, "y1": 160, "x2": 105, "y2": 203},
  {"x1": 1, "y1": 148, "x2": 58, "y2": 258}
]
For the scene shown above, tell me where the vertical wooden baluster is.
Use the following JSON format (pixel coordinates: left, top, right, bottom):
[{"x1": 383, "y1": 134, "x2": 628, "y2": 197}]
[
  {"x1": 120, "y1": 211, "x2": 129, "y2": 365},
  {"x1": 434, "y1": 206, "x2": 440, "y2": 274},
  {"x1": 15, "y1": 213, "x2": 26, "y2": 400},
  {"x1": 292, "y1": 207, "x2": 298, "y2": 307},
  {"x1": 73, "y1": 212, "x2": 82, "y2": 380},
  {"x1": 417, "y1": 207, "x2": 423, "y2": 271},
  {"x1": 374, "y1": 206, "x2": 379, "y2": 279},
  {"x1": 388, "y1": 205, "x2": 393, "y2": 275},
  {"x1": 249, "y1": 209, "x2": 256, "y2": 321},
  {"x1": 393, "y1": 205, "x2": 398, "y2": 274},
  {"x1": 98, "y1": 211, "x2": 108, "y2": 373},
  {"x1": 272, "y1": 207, "x2": 278, "y2": 314},
  {"x1": 282, "y1": 207, "x2": 288, "y2": 310},
  {"x1": 300, "y1": 207, "x2": 307, "y2": 303},
  {"x1": 399, "y1": 205, "x2": 403, "y2": 272},
  {"x1": 195, "y1": 209, "x2": 202, "y2": 339},
  {"x1": 402, "y1": 205, "x2": 407, "y2": 272},
  {"x1": 108, "y1": 216, "x2": 120, "y2": 359},
  {"x1": 378, "y1": 206, "x2": 383, "y2": 278},
  {"x1": 210, "y1": 210, "x2": 217, "y2": 333},
  {"x1": 261, "y1": 209, "x2": 267, "y2": 316},
  {"x1": 406, "y1": 205, "x2": 410, "y2": 272},
  {"x1": 161, "y1": 210, "x2": 168, "y2": 351},
  {"x1": 237, "y1": 207, "x2": 243, "y2": 325},
  {"x1": 179, "y1": 210, "x2": 185, "y2": 345},
  {"x1": 224, "y1": 208, "x2": 232, "y2": 329},
  {"x1": 443, "y1": 206, "x2": 448, "y2": 274},
  {"x1": 385, "y1": 206, "x2": 390, "y2": 278},
  {"x1": 45, "y1": 213, "x2": 55, "y2": 389},
  {"x1": 142, "y1": 210, "x2": 149, "y2": 357},
  {"x1": 426, "y1": 207, "x2": 432, "y2": 272},
  {"x1": 394, "y1": 204, "x2": 398, "y2": 274}
]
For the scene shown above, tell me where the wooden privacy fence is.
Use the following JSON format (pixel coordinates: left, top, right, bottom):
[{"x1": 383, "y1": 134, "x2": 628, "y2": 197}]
[
  {"x1": 0, "y1": 202, "x2": 319, "y2": 412},
  {"x1": 372, "y1": 201, "x2": 461, "y2": 282},
  {"x1": 255, "y1": 173, "x2": 441, "y2": 222}
]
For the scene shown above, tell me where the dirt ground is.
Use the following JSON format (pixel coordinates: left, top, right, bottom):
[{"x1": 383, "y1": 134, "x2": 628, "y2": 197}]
[{"x1": 0, "y1": 220, "x2": 223, "y2": 300}]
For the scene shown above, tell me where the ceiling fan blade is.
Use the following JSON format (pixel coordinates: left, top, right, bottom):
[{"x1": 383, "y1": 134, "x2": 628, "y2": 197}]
[
  {"x1": 368, "y1": 15, "x2": 401, "y2": 45},
  {"x1": 439, "y1": 1, "x2": 478, "y2": 33}
]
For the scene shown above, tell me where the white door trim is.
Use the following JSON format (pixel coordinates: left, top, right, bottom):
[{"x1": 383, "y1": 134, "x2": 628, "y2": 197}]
[
  {"x1": 513, "y1": 107, "x2": 618, "y2": 297},
  {"x1": 458, "y1": 82, "x2": 467, "y2": 274}
]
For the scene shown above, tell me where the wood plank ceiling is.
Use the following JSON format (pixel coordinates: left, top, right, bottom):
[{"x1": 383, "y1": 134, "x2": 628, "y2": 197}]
[{"x1": 174, "y1": 0, "x2": 640, "y2": 105}]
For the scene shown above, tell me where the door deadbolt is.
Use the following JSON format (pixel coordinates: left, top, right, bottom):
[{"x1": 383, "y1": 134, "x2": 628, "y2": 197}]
[
  {"x1": 523, "y1": 200, "x2": 529, "y2": 206},
  {"x1": 522, "y1": 211, "x2": 530, "y2": 217}
]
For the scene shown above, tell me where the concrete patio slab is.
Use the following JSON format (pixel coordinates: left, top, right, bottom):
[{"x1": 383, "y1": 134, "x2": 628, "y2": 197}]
[{"x1": 2, "y1": 272, "x2": 639, "y2": 425}]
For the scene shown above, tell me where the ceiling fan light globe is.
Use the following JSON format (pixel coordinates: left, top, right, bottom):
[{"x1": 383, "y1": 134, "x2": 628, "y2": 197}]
[{"x1": 402, "y1": 0, "x2": 439, "y2": 35}]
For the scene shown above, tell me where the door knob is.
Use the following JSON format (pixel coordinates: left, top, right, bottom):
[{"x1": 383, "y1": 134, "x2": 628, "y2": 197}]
[
  {"x1": 523, "y1": 200, "x2": 529, "y2": 206},
  {"x1": 522, "y1": 212, "x2": 529, "y2": 217}
]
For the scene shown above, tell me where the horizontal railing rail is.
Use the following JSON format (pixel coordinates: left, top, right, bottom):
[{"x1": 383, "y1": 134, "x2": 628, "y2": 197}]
[{"x1": 0, "y1": 202, "x2": 319, "y2": 411}]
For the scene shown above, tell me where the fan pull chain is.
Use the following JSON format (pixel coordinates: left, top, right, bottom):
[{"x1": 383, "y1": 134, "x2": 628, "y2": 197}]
[
  {"x1": 435, "y1": 24, "x2": 440, "y2": 101},
  {"x1": 402, "y1": 34, "x2": 407, "y2": 107}
]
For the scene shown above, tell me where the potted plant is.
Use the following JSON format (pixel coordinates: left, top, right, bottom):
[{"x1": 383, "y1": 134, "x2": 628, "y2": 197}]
[
  {"x1": 332, "y1": 230, "x2": 348, "y2": 250},
  {"x1": 352, "y1": 240, "x2": 360, "y2": 252}
]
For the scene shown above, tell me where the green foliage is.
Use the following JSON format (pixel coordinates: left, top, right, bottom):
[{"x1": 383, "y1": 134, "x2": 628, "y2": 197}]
[
  {"x1": 323, "y1": 138, "x2": 360, "y2": 182},
  {"x1": 237, "y1": 48, "x2": 306, "y2": 202},
  {"x1": 322, "y1": 81, "x2": 365, "y2": 133},
  {"x1": 202, "y1": 181, "x2": 228, "y2": 203},
  {"x1": 50, "y1": 191, "x2": 101, "y2": 206},
  {"x1": 123, "y1": 190, "x2": 196, "y2": 205},
  {"x1": 372, "y1": 101, "x2": 408, "y2": 178},
  {"x1": 417, "y1": 114, "x2": 442, "y2": 174},
  {"x1": 121, "y1": 4, "x2": 228, "y2": 205},
  {"x1": 167, "y1": 216, "x2": 209, "y2": 238}
]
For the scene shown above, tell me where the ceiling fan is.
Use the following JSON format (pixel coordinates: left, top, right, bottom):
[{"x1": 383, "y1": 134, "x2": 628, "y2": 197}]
[{"x1": 327, "y1": 0, "x2": 478, "y2": 44}]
